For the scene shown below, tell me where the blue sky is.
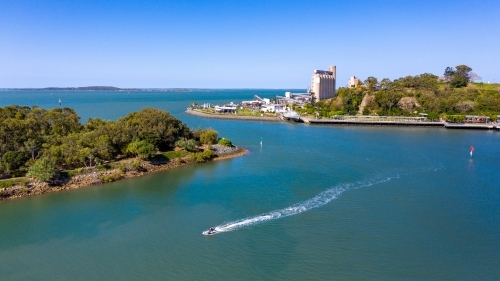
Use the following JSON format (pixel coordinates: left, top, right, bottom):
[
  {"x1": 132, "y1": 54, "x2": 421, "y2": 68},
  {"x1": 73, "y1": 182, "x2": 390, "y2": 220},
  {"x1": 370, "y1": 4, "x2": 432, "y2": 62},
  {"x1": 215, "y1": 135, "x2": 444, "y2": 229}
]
[{"x1": 1, "y1": 0, "x2": 499, "y2": 88}]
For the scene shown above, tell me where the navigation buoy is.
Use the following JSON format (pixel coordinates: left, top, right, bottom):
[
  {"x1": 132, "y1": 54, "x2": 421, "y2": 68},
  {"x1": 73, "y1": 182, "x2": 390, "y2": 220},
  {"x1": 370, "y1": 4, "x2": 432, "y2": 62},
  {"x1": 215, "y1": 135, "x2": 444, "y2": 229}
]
[
  {"x1": 260, "y1": 137, "x2": 262, "y2": 148},
  {"x1": 470, "y1": 146, "x2": 474, "y2": 157}
]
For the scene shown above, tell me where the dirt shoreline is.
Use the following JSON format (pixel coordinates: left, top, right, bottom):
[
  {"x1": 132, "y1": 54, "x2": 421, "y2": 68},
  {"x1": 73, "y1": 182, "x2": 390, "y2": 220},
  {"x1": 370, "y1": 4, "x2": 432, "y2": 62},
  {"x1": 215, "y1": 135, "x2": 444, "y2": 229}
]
[{"x1": 0, "y1": 147, "x2": 248, "y2": 201}]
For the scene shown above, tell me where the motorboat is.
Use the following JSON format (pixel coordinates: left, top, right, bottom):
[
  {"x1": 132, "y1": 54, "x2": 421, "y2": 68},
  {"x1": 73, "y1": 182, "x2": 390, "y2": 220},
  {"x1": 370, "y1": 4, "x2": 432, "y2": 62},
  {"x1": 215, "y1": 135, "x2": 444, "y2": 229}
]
[{"x1": 202, "y1": 227, "x2": 217, "y2": 235}]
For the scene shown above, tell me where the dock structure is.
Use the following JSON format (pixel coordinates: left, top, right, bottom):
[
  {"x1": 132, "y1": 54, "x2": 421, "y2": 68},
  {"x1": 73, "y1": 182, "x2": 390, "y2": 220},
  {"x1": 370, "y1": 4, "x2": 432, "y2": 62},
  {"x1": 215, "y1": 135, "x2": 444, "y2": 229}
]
[
  {"x1": 301, "y1": 115, "x2": 500, "y2": 130},
  {"x1": 187, "y1": 108, "x2": 500, "y2": 131},
  {"x1": 444, "y1": 123, "x2": 495, "y2": 130},
  {"x1": 302, "y1": 115, "x2": 498, "y2": 130},
  {"x1": 304, "y1": 118, "x2": 445, "y2": 127},
  {"x1": 304, "y1": 115, "x2": 442, "y2": 127}
]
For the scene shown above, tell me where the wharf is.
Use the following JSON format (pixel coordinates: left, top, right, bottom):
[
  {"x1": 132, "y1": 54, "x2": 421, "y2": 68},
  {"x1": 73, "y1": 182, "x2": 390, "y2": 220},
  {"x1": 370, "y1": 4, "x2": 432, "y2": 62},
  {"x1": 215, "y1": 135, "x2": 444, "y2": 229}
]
[
  {"x1": 187, "y1": 109, "x2": 500, "y2": 131},
  {"x1": 444, "y1": 123, "x2": 495, "y2": 130},
  {"x1": 304, "y1": 118, "x2": 499, "y2": 130},
  {"x1": 303, "y1": 118, "x2": 445, "y2": 127}
]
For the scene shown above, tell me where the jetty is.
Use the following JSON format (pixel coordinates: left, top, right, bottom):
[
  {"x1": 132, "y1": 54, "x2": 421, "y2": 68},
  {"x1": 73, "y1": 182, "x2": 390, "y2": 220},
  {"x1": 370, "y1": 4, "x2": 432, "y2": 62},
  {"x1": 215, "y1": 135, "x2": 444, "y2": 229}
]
[
  {"x1": 304, "y1": 118, "x2": 443, "y2": 127},
  {"x1": 303, "y1": 118, "x2": 498, "y2": 130},
  {"x1": 186, "y1": 108, "x2": 500, "y2": 131},
  {"x1": 303, "y1": 115, "x2": 442, "y2": 127},
  {"x1": 444, "y1": 123, "x2": 496, "y2": 130}
]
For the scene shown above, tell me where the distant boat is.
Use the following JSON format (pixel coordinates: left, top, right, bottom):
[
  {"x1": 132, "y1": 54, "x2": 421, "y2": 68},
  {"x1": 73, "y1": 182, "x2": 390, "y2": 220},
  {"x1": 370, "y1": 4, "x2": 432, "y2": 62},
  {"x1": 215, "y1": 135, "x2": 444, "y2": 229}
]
[{"x1": 58, "y1": 99, "x2": 61, "y2": 105}]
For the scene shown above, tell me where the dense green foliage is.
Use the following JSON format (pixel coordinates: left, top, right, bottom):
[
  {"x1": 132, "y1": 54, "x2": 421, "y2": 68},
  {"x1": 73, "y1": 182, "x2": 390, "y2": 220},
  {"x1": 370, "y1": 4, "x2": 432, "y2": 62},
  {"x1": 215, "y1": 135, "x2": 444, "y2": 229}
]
[
  {"x1": 161, "y1": 150, "x2": 190, "y2": 160},
  {"x1": 175, "y1": 138, "x2": 197, "y2": 151},
  {"x1": 126, "y1": 140, "x2": 156, "y2": 159},
  {"x1": 199, "y1": 128, "x2": 218, "y2": 145},
  {"x1": 189, "y1": 149, "x2": 216, "y2": 163},
  {"x1": 26, "y1": 158, "x2": 57, "y2": 182},
  {"x1": 1, "y1": 151, "x2": 27, "y2": 175},
  {"x1": 117, "y1": 108, "x2": 191, "y2": 151},
  {"x1": 0, "y1": 107, "x2": 192, "y2": 178},
  {"x1": 304, "y1": 65, "x2": 500, "y2": 120},
  {"x1": 444, "y1": 65, "x2": 474, "y2": 88},
  {"x1": 445, "y1": 115, "x2": 466, "y2": 123},
  {"x1": 218, "y1": 138, "x2": 233, "y2": 147}
]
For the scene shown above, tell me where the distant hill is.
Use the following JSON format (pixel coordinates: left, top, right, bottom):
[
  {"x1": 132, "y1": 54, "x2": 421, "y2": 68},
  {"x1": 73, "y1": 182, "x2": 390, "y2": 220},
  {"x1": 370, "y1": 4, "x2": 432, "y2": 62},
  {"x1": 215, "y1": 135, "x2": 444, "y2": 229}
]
[
  {"x1": 8, "y1": 86, "x2": 122, "y2": 91},
  {"x1": 7, "y1": 87, "x2": 192, "y2": 92},
  {"x1": 47, "y1": 86, "x2": 121, "y2": 91}
]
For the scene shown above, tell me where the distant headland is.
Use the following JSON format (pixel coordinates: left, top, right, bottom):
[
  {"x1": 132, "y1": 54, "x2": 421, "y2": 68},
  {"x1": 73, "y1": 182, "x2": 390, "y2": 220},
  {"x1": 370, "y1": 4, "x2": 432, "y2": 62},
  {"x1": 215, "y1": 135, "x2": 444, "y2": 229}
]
[{"x1": 5, "y1": 86, "x2": 192, "y2": 92}]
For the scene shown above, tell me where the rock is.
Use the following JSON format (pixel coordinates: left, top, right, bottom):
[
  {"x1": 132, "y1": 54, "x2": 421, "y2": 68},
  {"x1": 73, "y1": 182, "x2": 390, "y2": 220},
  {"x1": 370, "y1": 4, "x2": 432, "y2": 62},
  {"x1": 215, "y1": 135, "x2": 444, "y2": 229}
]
[
  {"x1": 398, "y1": 97, "x2": 420, "y2": 112},
  {"x1": 211, "y1": 144, "x2": 241, "y2": 156}
]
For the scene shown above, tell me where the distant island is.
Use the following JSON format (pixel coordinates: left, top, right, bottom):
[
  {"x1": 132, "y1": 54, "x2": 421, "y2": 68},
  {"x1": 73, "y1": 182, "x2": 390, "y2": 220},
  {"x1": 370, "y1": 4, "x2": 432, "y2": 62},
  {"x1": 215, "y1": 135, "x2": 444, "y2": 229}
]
[{"x1": 6, "y1": 86, "x2": 192, "y2": 92}]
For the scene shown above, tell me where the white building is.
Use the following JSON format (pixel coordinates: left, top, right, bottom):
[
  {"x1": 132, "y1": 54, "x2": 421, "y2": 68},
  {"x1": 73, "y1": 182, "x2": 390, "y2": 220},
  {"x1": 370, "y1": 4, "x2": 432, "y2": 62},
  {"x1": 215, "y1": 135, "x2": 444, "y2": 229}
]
[
  {"x1": 261, "y1": 104, "x2": 287, "y2": 113},
  {"x1": 309, "y1": 65, "x2": 336, "y2": 101},
  {"x1": 348, "y1": 76, "x2": 361, "y2": 88},
  {"x1": 214, "y1": 103, "x2": 238, "y2": 113}
]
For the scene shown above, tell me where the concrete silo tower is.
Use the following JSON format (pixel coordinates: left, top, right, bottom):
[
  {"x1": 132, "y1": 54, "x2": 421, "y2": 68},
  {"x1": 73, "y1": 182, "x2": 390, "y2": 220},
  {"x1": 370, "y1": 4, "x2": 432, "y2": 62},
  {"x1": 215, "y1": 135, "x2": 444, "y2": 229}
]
[{"x1": 309, "y1": 65, "x2": 336, "y2": 102}]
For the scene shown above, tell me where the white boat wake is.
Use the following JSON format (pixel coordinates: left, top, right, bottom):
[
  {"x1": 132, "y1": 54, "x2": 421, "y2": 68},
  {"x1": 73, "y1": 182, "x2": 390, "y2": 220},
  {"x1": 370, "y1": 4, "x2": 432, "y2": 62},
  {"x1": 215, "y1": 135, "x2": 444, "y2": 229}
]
[{"x1": 207, "y1": 174, "x2": 398, "y2": 235}]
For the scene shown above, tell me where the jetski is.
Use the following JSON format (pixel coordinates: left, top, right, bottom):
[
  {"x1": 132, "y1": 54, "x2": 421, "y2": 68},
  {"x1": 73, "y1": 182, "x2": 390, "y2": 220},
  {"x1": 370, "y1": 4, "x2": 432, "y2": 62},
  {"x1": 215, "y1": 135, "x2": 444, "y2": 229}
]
[{"x1": 202, "y1": 227, "x2": 217, "y2": 235}]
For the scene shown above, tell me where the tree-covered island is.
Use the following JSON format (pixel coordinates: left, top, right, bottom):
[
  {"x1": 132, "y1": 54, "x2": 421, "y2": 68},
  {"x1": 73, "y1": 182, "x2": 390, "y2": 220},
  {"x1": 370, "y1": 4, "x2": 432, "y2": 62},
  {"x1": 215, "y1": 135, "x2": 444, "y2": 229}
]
[{"x1": 0, "y1": 107, "x2": 243, "y2": 200}]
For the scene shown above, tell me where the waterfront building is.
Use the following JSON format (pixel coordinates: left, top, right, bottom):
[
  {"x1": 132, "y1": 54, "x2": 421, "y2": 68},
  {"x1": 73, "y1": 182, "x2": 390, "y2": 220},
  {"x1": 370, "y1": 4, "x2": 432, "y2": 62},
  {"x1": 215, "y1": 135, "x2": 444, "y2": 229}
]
[
  {"x1": 261, "y1": 104, "x2": 287, "y2": 113},
  {"x1": 215, "y1": 105, "x2": 237, "y2": 113},
  {"x1": 464, "y1": 115, "x2": 490, "y2": 123},
  {"x1": 308, "y1": 66, "x2": 336, "y2": 101},
  {"x1": 276, "y1": 92, "x2": 311, "y2": 105},
  {"x1": 242, "y1": 100, "x2": 264, "y2": 109},
  {"x1": 348, "y1": 76, "x2": 361, "y2": 88}
]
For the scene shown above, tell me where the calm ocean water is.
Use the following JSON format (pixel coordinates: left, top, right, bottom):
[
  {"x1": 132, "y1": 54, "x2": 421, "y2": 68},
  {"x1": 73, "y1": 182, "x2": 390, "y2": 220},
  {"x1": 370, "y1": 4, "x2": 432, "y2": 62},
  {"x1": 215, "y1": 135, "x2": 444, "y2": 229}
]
[{"x1": 0, "y1": 90, "x2": 499, "y2": 280}]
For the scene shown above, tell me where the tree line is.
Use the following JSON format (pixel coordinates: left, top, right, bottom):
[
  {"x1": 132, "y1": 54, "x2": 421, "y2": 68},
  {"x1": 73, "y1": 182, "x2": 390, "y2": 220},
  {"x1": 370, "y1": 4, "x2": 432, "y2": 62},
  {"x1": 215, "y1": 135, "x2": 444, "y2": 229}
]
[
  {"x1": 299, "y1": 65, "x2": 499, "y2": 121},
  {"x1": 0, "y1": 106, "x2": 220, "y2": 181}
]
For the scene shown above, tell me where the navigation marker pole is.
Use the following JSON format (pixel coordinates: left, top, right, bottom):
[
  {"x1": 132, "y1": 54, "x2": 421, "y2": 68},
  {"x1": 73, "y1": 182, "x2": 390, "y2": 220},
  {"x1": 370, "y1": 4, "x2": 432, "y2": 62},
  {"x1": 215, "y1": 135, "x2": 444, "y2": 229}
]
[
  {"x1": 260, "y1": 137, "x2": 263, "y2": 148},
  {"x1": 470, "y1": 146, "x2": 474, "y2": 157}
]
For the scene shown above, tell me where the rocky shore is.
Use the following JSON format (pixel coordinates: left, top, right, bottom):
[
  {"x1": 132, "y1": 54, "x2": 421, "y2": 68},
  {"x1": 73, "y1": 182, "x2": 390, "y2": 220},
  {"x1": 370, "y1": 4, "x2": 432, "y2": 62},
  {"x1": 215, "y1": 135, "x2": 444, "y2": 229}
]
[{"x1": 0, "y1": 146, "x2": 247, "y2": 201}]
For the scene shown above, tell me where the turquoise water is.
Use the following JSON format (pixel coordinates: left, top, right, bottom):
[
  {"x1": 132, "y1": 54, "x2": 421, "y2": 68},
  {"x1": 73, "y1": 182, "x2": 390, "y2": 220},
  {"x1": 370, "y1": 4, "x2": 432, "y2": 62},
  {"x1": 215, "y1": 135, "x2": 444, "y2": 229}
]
[{"x1": 1, "y1": 90, "x2": 499, "y2": 280}]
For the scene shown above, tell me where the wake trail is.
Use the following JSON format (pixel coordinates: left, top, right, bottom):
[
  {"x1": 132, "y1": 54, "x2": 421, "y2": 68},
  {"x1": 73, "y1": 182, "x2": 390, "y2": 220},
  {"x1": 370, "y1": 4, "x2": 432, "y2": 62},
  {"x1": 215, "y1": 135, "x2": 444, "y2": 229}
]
[{"x1": 211, "y1": 174, "x2": 397, "y2": 234}]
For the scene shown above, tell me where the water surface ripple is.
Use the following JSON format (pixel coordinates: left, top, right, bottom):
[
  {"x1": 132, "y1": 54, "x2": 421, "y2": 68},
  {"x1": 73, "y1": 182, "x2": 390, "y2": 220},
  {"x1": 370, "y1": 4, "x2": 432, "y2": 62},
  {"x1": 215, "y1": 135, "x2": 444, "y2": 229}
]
[{"x1": 0, "y1": 90, "x2": 499, "y2": 280}]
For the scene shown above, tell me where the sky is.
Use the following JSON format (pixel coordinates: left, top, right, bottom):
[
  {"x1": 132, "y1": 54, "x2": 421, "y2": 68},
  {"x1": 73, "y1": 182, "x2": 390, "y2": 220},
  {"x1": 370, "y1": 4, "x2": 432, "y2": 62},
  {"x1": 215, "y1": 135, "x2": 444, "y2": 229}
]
[{"x1": 1, "y1": 0, "x2": 499, "y2": 88}]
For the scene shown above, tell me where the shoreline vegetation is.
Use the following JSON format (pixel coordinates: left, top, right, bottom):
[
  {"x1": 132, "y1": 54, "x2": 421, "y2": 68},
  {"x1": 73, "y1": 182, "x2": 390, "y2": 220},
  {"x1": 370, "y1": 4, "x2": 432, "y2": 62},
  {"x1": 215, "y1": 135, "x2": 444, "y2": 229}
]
[
  {"x1": 0, "y1": 106, "x2": 247, "y2": 201},
  {"x1": 186, "y1": 65, "x2": 500, "y2": 129},
  {"x1": 0, "y1": 146, "x2": 247, "y2": 201},
  {"x1": 301, "y1": 66, "x2": 500, "y2": 122}
]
